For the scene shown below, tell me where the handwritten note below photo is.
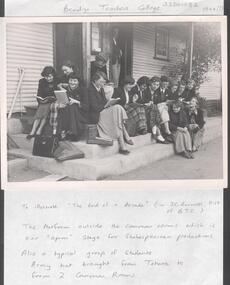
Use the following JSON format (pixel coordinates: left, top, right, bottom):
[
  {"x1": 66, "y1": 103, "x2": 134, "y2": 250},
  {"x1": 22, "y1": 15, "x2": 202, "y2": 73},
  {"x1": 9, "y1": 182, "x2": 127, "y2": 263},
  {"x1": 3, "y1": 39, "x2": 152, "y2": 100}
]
[{"x1": 5, "y1": 189, "x2": 222, "y2": 285}]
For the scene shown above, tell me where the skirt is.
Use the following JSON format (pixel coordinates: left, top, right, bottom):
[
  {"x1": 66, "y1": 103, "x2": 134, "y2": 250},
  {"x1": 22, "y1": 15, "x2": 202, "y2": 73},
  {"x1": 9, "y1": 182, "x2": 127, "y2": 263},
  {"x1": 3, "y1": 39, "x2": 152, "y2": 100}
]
[
  {"x1": 145, "y1": 104, "x2": 161, "y2": 131},
  {"x1": 97, "y1": 104, "x2": 127, "y2": 140},
  {"x1": 34, "y1": 103, "x2": 51, "y2": 120},
  {"x1": 190, "y1": 127, "x2": 205, "y2": 149},
  {"x1": 172, "y1": 130, "x2": 192, "y2": 153},
  {"x1": 157, "y1": 102, "x2": 169, "y2": 124},
  {"x1": 125, "y1": 103, "x2": 147, "y2": 134},
  {"x1": 58, "y1": 104, "x2": 87, "y2": 137}
]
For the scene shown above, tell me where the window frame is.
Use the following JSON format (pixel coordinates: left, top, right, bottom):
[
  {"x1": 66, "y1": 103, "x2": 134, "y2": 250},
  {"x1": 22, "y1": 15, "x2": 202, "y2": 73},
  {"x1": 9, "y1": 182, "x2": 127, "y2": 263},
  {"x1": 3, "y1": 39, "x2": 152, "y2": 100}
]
[
  {"x1": 90, "y1": 23, "x2": 103, "y2": 55},
  {"x1": 154, "y1": 27, "x2": 170, "y2": 61}
]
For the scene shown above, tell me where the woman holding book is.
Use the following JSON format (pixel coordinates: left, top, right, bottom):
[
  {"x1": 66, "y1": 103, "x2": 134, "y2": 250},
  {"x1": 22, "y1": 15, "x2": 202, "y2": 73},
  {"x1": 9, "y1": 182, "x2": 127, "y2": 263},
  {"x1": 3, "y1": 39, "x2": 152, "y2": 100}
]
[
  {"x1": 53, "y1": 72, "x2": 88, "y2": 141},
  {"x1": 88, "y1": 71, "x2": 133, "y2": 155},
  {"x1": 27, "y1": 66, "x2": 58, "y2": 139}
]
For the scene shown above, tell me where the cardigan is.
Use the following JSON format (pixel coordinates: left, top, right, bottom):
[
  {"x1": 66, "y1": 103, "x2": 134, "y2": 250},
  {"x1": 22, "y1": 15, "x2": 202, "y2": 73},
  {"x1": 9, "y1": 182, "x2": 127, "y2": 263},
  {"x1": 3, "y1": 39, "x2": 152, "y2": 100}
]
[
  {"x1": 66, "y1": 86, "x2": 89, "y2": 113},
  {"x1": 169, "y1": 109, "x2": 189, "y2": 132},
  {"x1": 87, "y1": 83, "x2": 107, "y2": 124},
  {"x1": 36, "y1": 78, "x2": 58, "y2": 103},
  {"x1": 113, "y1": 87, "x2": 131, "y2": 106}
]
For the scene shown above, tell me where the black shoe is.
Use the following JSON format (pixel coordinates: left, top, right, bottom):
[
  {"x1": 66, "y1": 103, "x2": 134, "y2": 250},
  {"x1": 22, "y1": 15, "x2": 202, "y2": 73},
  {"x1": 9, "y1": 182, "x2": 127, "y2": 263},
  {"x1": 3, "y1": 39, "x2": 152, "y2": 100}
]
[
  {"x1": 156, "y1": 139, "x2": 169, "y2": 144},
  {"x1": 119, "y1": 149, "x2": 130, "y2": 155},
  {"x1": 26, "y1": 134, "x2": 35, "y2": 140},
  {"x1": 165, "y1": 134, "x2": 173, "y2": 143}
]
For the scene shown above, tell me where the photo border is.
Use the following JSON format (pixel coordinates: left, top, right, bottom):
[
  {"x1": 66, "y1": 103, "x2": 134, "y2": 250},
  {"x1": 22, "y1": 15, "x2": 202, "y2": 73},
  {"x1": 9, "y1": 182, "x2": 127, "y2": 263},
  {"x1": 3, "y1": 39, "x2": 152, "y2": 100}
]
[{"x1": 0, "y1": 15, "x2": 228, "y2": 191}]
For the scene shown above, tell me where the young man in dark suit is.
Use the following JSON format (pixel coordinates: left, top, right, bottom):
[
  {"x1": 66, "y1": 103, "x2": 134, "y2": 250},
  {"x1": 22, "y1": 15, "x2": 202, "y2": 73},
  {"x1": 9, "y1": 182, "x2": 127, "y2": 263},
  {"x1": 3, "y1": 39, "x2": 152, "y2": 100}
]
[{"x1": 111, "y1": 27, "x2": 122, "y2": 88}]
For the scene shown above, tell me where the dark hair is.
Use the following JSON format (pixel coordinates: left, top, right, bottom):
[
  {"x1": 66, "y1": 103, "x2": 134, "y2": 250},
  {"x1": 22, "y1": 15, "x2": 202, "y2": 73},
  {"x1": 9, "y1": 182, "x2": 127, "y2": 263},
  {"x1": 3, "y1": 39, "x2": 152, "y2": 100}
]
[
  {"x1": 68, "y1": 72, "x2": 82, "y2": 86},
  {"x1": 41, "y1": 66, "x2": 56, "y2": 77},
  {"x1": 62, "y1": 60, "x2": 74, "y2": 69},
  {"x1": 122, "y1": 75, "x2": 135, "y2": 86},
  {"x1": 160, "y1": 75, "x2": 169, "y2": 82},
  {"x1": 150, "y1": 76, "x2": 161, "y2": 83},
  {"x1": 91, "y1": 71, "x2": 107, "y2": 82},
  {"x1": 172, "y1": 100, "x2": 182, "y2": 108},
  {"x1": 137, "y1": 76, "x2": 150, "y2": 86}
]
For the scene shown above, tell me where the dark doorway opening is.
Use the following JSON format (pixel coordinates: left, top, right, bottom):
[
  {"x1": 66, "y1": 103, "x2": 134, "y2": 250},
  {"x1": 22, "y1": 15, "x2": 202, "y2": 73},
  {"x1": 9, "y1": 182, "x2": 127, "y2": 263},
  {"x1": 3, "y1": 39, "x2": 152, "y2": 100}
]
[
  {"x1": 54, "y1": 23, "x2": 83, "y2": 80},
  {"x1": 112, "y1": 23, "x2": 133, "y2": 85}
]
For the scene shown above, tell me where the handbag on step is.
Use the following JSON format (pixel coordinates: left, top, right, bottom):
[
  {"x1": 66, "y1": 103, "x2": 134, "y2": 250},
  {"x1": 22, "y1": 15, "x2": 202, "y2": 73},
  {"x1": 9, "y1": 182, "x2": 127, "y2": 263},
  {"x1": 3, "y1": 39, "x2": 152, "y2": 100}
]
[{"x1": 32, "y1": 135, "x2": 59, "y2": 158}]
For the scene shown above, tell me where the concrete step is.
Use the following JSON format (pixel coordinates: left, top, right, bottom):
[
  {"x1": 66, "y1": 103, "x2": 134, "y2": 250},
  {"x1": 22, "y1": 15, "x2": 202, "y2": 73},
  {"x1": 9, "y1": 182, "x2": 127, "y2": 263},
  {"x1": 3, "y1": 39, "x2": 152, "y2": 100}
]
[
  {"x1": 10, "y1": 132, "x2": 155, "y2": 159},
  {"x1": 30, "y1": 174, "x2": 67, "y2": 182},
  {"x1": 8, "y1": 158, "x2": 28, "y2": 174},
  {"x1": 8, "y1": 117, "x2": 222, "y2": 180},
  {"x1": 8, "y1": 143, "x2": 174, "y2": 180}
]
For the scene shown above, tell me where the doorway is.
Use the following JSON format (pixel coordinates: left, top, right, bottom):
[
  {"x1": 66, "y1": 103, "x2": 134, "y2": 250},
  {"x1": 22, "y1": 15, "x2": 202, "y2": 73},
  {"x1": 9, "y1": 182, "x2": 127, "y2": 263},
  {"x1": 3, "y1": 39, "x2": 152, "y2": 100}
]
[
  {"x1": 54, "y1": 23, "x2": 83, "y2": 80},
  {"x1": 111, "y1": 23, "x2": 133, "y2": 85}
]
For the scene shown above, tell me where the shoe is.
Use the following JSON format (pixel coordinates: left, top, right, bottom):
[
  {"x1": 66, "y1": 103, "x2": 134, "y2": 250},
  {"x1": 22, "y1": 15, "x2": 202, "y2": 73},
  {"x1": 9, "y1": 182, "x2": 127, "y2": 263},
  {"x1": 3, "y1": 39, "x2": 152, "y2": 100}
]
[
  {"x1": 182, "y1": 151, "x2": 191, "y2": 159},
  {"x1": 156, "y1": 135, "x2": 165, "y2": 142},
  {"x1": 26, "y1": 134, "x2": 35, "y2": 140},
  {"x1": 156, "y1": 139, "x2": 169, "y2": 144},
  {"x1": 126, "y1": 139, "x2": 134, "y2": 145},
  {"x1": 192, "y1": 146, "x2": 198, "y2": 152},
  {"x1": 189, "y1": 151, "x2": 195, "y2": 159},
  {"x1": 119, "y1": 149, "x2": 130, "y2": 155},
  {"x1": 165, "y1": 134, "x2": 173, "y2": 143}
]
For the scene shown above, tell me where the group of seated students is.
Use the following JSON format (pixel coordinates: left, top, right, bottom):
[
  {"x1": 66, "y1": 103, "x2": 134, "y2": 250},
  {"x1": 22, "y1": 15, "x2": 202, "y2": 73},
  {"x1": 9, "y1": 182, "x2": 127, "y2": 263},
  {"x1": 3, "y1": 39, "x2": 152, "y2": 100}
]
[{"x1": 27, "y1": 60, "x2": 205, "y2": 158}]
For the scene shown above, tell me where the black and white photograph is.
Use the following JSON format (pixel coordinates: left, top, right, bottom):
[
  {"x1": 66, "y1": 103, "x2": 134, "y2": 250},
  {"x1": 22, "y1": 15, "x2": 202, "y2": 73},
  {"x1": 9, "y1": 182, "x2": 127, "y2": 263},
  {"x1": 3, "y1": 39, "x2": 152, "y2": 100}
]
[{"x1": 1, "y1": 16, "x2": 227, "y2": 185}]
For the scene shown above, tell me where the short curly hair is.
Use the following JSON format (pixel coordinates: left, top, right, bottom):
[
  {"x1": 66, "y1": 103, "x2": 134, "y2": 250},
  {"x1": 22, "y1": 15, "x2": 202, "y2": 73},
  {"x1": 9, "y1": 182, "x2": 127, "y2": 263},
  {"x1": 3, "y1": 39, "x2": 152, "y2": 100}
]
[{"x1": 41, "y1": 66, "x2": 56, "y2": 77}]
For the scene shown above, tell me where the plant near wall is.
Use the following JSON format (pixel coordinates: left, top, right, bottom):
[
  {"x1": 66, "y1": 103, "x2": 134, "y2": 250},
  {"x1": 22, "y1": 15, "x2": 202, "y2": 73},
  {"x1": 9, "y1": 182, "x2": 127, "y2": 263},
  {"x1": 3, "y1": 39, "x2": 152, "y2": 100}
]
[
  {"x1": 192, "y1": 22, "x2": 222, "y2": 88},
  {"x1": 162, "y1": 23, "x2": 221, "y2": 88}
]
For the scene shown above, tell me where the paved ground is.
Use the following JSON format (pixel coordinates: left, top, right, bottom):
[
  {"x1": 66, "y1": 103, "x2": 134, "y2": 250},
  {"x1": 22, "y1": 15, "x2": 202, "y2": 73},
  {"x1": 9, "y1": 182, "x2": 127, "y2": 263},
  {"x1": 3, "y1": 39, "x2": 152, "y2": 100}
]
[
  {"x1": 8, "y1": 137, "x2": 223, "y2": 182},
  {"x1": 106, "y1": 137, "x2": 223, "y2": 180}
]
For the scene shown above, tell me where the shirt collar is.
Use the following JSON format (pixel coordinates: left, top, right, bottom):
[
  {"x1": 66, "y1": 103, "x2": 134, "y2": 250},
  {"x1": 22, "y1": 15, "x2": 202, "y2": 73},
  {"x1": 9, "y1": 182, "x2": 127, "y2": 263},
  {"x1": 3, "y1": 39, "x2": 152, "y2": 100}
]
[{"x1": 93, "y1": 83, "x2": 101, "y2": 92}]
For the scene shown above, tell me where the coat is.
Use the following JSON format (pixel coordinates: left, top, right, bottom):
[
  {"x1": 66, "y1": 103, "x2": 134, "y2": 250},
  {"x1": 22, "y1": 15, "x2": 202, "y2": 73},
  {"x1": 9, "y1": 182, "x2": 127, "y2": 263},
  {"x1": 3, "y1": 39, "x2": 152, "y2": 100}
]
[
  {"x1": 111, "y1": 38, "x2": 122, "y2": 65},
  {"x1": 186, "y1": 108, "x2": 205, "y2": 129},
  {"x1": 87, "y1": 83, "x2": 107, "y2": 124},
  {"x1": 113, "y1": 87, "x2": 131, "y2": 106},
  {"x1": 169, "y1": 109, "x2": 189, "y2": 132},
  {"x1": 154, "y1": 88, "x2": 170, "y2": 104},
  {"x1": 182, "y1": 88, "x2": 197, "y2": 102}
]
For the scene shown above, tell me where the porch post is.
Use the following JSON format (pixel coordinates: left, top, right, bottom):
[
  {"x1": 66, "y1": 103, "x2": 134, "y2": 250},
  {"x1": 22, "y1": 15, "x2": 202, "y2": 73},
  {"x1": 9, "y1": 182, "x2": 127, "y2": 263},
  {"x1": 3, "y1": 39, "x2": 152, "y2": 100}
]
[
  {"x1": 189, "y1": 22, "x2": 194, "y2": 78},
  {"x1": 82, "y1": 23, "x2": 91, "y2": 87}
]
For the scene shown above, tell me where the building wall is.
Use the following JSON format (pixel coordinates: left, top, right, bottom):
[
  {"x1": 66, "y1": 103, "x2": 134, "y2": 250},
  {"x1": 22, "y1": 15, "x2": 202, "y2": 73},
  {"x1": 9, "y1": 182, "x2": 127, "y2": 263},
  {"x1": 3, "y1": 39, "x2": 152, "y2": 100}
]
[
  {"x1": 132, "y1": 23, "x2": 221, "y2": 101},
  {"x1": 132, "y1": 23, "x2": 187, "y2": 80},
  {"x1": 199, "y1": 71, "x2": 221, "y2": 100},
  {"x1": 6, "y1": 23, "x2": 54, "y2": 113}
]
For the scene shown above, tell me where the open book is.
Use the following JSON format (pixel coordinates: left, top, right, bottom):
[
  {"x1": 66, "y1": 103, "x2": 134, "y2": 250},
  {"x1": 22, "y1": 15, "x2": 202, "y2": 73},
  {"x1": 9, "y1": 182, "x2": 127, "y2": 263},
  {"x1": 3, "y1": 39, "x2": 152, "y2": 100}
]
[
  {"x1": 54, "y1": 90, "x2": 69, "y2": 104},
  {"x1": 104, "y1": 97, "x2": 120, "y2": 108},
  {"x1": 35, "y1": 95, "x2": 56, "y2": 101}
]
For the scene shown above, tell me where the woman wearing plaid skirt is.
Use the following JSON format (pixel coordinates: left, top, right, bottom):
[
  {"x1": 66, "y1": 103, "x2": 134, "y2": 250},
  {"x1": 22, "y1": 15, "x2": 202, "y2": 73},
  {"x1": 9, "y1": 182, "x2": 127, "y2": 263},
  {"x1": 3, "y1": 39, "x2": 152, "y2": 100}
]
[{"x1": 113, "y1": 76, "x2": 147, "y2": 137}]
